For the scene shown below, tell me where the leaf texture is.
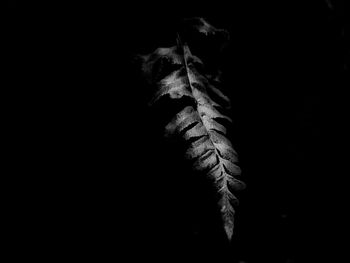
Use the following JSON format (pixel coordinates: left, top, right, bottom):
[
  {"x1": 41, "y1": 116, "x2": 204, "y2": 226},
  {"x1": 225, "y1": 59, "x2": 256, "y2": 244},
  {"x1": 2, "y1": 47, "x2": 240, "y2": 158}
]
[{"x1": 140, "y1": 17, "x2": 245, "y2": 240}]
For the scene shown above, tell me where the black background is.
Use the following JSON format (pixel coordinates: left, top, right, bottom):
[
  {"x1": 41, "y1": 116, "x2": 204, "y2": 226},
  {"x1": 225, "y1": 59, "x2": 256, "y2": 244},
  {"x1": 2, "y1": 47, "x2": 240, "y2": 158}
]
[{"x1": 6, "y1": 1, "x2": 345, "y2": 262}]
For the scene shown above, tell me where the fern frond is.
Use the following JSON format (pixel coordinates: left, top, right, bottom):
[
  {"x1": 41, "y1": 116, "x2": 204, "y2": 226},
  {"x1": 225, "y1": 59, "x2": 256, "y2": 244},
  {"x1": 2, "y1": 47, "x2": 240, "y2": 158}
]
[{"x1": 140, "y1": 17, "x2": 245, "y2": 240}]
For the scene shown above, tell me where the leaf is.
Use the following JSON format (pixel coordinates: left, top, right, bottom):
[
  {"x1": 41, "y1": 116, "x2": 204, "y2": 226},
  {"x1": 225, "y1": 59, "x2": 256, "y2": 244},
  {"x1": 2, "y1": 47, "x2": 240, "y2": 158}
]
[{"x1": 139, "y1": 17, "x2": 245, "y2": 240}]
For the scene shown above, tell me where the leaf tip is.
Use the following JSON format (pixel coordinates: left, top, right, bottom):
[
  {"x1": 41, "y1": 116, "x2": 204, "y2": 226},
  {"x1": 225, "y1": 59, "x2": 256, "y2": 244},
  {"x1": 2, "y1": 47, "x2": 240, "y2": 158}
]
[{"x1": 224, "y1": 223, "x2": 234, "y2": 241}]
